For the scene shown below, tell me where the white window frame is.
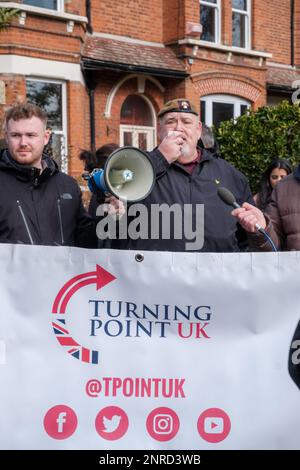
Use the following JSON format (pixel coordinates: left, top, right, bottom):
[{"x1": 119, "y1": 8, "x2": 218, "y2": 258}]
[
  {"x1": 232, "y1": 0, "x2": 251, "y2": 49},
  {"x1": 26, "y1": 77, "x2": 68, "y2": 172},
  {"x1": 201, "y1": 94, "x2": 251, "y2": 127},
  {"x1": 22, "y1": 0, "x2": 64, "y2": 12},
  {"x1": 120, "y1": 125, "x2": 155, "y2": 151},
  {"x1": 200, "y1": 0, "x2": 221, "y2": 44}
]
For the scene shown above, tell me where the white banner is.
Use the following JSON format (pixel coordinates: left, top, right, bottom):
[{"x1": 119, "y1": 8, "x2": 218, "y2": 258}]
[{"x1": 0, "y1": 244, "x2": 299, "y2": 450}]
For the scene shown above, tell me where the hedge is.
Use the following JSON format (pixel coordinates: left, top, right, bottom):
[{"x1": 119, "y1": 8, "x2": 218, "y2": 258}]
[{"x1": 215, "y1": 101, "x2": 300, "y2": 192}]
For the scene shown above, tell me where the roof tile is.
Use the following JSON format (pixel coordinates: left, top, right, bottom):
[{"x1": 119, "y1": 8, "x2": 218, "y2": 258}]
[{"x1": 82, "y1": 36, "x2": 186, "y2": 72}]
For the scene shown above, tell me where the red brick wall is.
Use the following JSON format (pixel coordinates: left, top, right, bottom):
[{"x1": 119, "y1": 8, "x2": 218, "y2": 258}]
[
  {"x1": 67, "y1": 82, "x2": 90, "y2": 177},
  {"x1": 190, "y1": 55, "x2": 266, "y2": 110},
  {"x1": 92, "y1": 0, "x2": 163, "y2": 42},
  {"x1": 65, "y1": 0, "x2": 86, "y2": 16},
  {"x1": 163, "y1": 0, "x2": 181, "y2": 43},
  {"x1": 0, "y1": 15, "x2": 84, "y2": 63},
  {"x1": 222, "y1": 0, "x2": 232, "y2": 46},
  {"x1": 253, "y1": 0, "x2": 291, "y2": 64}
]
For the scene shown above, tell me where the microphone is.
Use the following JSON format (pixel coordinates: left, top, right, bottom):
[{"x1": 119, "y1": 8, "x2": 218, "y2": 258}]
[
  {"x1": 217, "y1": 186, "x2": 277, "y2": 252},
  {"x1": 217, "y1": 187, "x2": 263, "y2": 233}
]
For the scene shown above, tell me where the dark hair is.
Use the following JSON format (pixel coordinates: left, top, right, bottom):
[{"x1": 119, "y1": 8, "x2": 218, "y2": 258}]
[
  {"x1": 79, "y1": 143, "x2": 119, "y2": 173},
  {"x1": 4, "y1": 102, "x2": 48, "y2": 128},
  {"x1": 256, "y1": 159, "x2": 293, "y2": 210}
]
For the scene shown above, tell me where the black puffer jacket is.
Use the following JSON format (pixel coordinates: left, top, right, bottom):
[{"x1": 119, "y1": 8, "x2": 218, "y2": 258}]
[
  {"x1": 110, "y1": 148, "x2": 253, "y2": 252},
  {"x1": 0, "y1": 150, "x2": 97, "y2": 247}
]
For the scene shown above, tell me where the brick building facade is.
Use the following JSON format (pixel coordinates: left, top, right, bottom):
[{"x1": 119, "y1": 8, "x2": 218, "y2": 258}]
[{"x1": 0, "y1": 0, "x2": 299, "y2": 181}]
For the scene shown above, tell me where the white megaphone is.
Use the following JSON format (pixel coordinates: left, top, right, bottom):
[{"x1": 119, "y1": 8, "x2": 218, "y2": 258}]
[{"x1": 87, "y1": 146, "x2": 155, "y2": 202}]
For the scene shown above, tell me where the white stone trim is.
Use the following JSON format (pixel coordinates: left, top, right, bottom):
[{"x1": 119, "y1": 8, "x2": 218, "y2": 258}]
[
  {"x1": 177, "y1": 38, "x2": 272, "y2": 58},
  {"x1": 90, "y1": 32, "x2": 164, "y2": 48},
  {"x1": 0, "y1": 55, "x2": 85, "y2": 85},
  {"x1": 0, "y1": 2, "x2": 87, "y2": 23},
  {"x1": 104, "y1": 74, "x2": 164, "y2": 118},
  {"x1": 266, "y1": 62, "x2": 297, "y2": 70}
]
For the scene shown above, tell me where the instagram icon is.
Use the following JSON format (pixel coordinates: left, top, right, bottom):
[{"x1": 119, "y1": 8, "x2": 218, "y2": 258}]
[
  {"x1": 147, "y1": 407, "x2": 179, "y2": 442},
  {"x1": 153, "y1": 414, "x2": 173, "y2": 434}
]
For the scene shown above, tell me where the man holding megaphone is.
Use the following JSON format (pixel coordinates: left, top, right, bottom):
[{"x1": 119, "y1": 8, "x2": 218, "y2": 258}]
[{"x1": 89, "y1": 98, "x2": 253, "y2": 252}]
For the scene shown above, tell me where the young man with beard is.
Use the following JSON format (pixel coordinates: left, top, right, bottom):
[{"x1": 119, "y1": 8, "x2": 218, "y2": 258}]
[{"x1": 0, "y1": 102, "x2": 96, "y2": 247}]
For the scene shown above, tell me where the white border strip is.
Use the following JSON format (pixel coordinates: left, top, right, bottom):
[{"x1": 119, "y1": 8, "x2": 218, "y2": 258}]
[
  {"x1": 0, "y1": 2, "x2": 87, "y2": 22},
  {"x1": 0, "y1": 55, "x2": 85, "y2": 85}
]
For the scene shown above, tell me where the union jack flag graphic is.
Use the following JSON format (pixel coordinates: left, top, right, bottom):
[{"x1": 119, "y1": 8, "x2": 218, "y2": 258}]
[
  {"x1": 52, "y1": 318, "x2": 99, "y2": 364},
  {"x1": 51, "y1": 265, "x2": 115, "y2": 365}
]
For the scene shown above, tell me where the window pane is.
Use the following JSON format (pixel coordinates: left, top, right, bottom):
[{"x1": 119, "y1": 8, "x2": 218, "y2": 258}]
[
  {"x1": 240, "y1": 104, "x2": 248, "y2": 115},
  {"x1": 23, "y1": 0, "x2": 58, "y2": 9},
  {"x1": 44, "y1": 133, "x2": 65, "y2": 170},
  {"x1": 200, "y1": 100, "x2": 206, "y2": 123},
  {"x1": 200, "y1": 5, "x2": 216, "y2": 42},
  {"x1": 232, "y1": 0, "x2": 247, "y2": 11},
  {"x1": 138, "y1": 133, "x2": 147, "y2": 151},
  {"x1": 123, "y1": 132, "x2": 133, "y2": 146},
  {"x1": 26, "y1": 80, "x2": 62, "y2": 130},
  {"x1": 232, "y1": 12, "x2": 246, "y2": 47},
  {"x1": 212, "y1": 102, "x2": 234, "y2": 127},
  {"x1": 120, "y1": 95, "x2": 153, "y2": 126}
]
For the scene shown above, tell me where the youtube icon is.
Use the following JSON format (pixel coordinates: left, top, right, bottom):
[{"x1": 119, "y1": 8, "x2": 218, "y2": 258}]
[{"x1": 197, "y1": 408, "x2": 231, "y2": 443}]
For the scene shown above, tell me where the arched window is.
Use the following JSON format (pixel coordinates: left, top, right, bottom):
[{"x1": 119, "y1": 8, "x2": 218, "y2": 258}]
[{"x1": 120, "y1": 95, "x2": 156, "y2": 151}]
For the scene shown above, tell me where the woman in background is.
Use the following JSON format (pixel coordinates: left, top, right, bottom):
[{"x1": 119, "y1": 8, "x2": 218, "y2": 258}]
[{"x1": 254, "y1": 159, "x2": 292, "y2": 211}]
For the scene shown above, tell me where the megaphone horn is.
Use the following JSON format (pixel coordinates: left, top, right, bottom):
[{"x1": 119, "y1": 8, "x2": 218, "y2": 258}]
[{"x1": 88, "y1": 146, "x2": 155, "y2": 203}]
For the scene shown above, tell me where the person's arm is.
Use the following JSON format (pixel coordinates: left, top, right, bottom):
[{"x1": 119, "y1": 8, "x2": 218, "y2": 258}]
[{"x1": 232, "y1": 196, "x2": 282, "y2": 251}]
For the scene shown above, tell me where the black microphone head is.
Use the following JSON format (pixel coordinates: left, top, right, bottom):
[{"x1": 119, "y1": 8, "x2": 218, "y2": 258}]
[{"x1": 217, "y1": 187, "x2": 238, "y2": 207}]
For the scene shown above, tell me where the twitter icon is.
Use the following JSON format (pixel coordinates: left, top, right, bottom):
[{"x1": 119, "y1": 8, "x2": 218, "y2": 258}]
[
  {"x1": 95, "y1": 406, "x2": 129, "y2": 440},
  {"x1": 103, "y1": 414, "x2": 121, "y2": 433}
]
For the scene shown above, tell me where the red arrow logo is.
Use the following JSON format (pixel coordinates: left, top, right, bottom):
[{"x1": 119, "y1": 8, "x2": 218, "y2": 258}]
[{"x1": 52, "y1": 265, "x2": 116, "y2": 314}]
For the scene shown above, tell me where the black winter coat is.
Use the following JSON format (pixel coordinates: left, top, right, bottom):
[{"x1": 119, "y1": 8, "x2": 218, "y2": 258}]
[
  {"x1": 0, "y1": 150, "x2": 97, "y2": 247},
  {"x1": 109, "y1": 148, "x2": 253, "y2": 252}
]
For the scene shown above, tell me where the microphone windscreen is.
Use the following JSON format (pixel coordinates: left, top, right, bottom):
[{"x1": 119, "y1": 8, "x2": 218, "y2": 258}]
[{"x1": 217, "y1": 187, "x2": 237, "y2": 206}]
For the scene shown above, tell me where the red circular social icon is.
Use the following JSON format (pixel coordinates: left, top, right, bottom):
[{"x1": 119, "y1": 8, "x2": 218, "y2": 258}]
[
  {"x1": 95, "y1": 406, "x2": 129, "y2": 440},
  {"x1": 146, "y1": 407, "x2": 179, "y2": 442},
  {"x1": 197, "y1": 408, "x2": 231, "y2": 443},
  {"x1": 43, "y1": 405, "x2": 77, "y2": 440}
]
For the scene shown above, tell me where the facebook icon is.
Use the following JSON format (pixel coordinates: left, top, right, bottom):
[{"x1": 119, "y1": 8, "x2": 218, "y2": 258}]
[{"x1": 44, "y1": 405, "x2": 77, "y2": 440}]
